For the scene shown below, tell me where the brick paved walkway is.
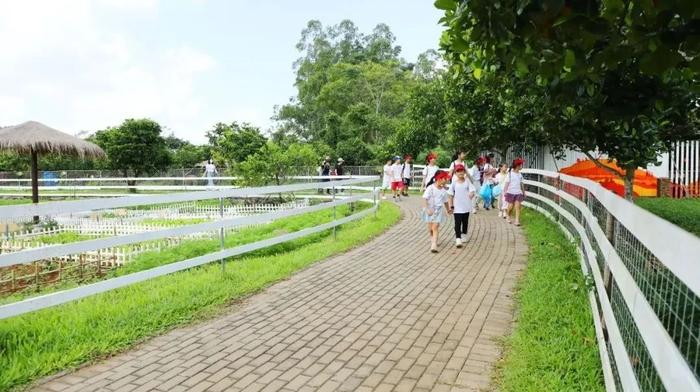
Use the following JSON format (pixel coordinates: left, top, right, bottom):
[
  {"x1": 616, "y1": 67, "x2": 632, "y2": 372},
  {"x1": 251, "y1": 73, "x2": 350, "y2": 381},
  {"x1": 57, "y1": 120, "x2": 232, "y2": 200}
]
[{"x1": 33, "y1": 198, "x2": 527, "y2": 392}]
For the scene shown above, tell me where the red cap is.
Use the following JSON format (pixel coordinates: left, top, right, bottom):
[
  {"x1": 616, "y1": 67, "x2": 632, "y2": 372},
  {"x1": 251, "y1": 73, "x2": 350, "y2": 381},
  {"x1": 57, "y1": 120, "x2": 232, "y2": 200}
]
[
  {"x1": 454, "y1": 163, "x2": 465, "y2": 172},
  {"x1": 476, "y1": 157, "x2": 485, "y2": 164},
  {"x1": 434, "y1": 170, "x2": 451, "y2": 181},
  {"x1": 513, "y1": 157, "x2": 525, "y2": 167},
  {"x1": 426, "y1": 151, "x2": 438, "y2": 163}
]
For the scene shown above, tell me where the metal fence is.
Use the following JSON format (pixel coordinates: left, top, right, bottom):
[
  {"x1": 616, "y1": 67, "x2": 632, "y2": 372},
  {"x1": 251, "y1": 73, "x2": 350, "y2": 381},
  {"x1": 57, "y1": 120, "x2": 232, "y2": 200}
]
[
  {"x1": 0, "y1": 176, "x2": 380, "y2": 320},
  {"x1": 521, "y1": 168, "x2": 699, "y2": 392}
]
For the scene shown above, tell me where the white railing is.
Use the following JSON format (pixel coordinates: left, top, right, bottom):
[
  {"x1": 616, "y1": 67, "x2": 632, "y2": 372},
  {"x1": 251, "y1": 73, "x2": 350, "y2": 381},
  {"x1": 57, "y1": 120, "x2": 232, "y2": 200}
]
[
  {"x1": 0, "y1": 175, "x2": 374, "y2": 193},
  {"x1": 521, "y1": 169, "x2": 700, "y2": 392},
  {"x1": 0, "y1": 176, "x2": 380, "y2": 319}
]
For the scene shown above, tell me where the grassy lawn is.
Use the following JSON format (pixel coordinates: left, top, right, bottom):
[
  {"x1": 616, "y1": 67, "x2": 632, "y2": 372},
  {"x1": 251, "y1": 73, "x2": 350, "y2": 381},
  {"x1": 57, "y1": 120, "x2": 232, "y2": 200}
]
[
  {"x1": 496, "y1": 209, "x2": 604, "y2": 392},
  {"x1": 0, "y1": 202, "x2": 400, "y2": 391},
  {"x1": 636, "y1": 197, "x2": 700, "y2": 237}
]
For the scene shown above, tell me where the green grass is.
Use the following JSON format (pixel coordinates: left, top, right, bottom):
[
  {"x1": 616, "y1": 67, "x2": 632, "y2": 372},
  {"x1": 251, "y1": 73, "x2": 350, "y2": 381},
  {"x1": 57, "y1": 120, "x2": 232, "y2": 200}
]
[
  {"x1": 139, "y1": 217, "x2": 207, "y2": 226},
  {"x1": 33, "y1": 232, "x2": 92, "y2": 244},
  {"x1": 636, "y1": 197, "x2": 700, "y2": 237},
  {"x1": 0, "y1": 202, "x2": 400, "y2": 391},
  {"x1": 0, "y1": 199, "x2": 30, "y2": 206},
  {"x1": 496, "y1": 209, "x2": 604, "y2": 392}
]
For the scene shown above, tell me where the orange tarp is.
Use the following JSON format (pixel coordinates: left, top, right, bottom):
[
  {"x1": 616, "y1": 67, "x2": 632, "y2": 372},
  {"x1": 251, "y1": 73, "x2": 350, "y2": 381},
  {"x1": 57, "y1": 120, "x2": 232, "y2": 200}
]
[{"x1": 560, "y1": 159, "x2": 658, "y2": 197}]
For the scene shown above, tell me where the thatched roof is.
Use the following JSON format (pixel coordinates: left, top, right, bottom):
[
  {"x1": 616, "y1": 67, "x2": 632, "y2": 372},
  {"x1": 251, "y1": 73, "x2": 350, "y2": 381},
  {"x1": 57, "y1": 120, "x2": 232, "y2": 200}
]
[{"x1": 0, "y1": 121, "x2": 105, "y2": 158}]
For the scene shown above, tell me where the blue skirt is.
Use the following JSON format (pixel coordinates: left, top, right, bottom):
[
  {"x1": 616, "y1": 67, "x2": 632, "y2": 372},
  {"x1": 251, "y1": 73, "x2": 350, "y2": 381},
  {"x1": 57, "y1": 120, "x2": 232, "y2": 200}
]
[{"x1": 421, "y1": 207, "x2": 446, "y2": 224}]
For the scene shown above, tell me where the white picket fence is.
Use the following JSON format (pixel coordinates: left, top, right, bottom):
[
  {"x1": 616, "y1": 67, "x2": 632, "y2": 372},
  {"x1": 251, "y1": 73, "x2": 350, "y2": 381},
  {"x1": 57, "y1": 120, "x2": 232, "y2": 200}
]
[{"x1": 0, "y1": 237, "x2": 183, "y2": 266}]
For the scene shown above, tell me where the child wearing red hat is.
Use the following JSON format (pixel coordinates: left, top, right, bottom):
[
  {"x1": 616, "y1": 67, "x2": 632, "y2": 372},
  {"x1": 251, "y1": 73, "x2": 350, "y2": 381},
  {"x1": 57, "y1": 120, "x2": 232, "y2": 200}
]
[
  {"x1": 421, "y1": 152, "x2": 439, "y2": 192},
  {"x1": 422, "y1": 170, "x2": 452, "y2": 253},
  {"x1": 447, "y1": 163, "x2": 476, "y2": 248},
  {"x1": 503, "y1": 158, "x2": 526, "y2": 225}
]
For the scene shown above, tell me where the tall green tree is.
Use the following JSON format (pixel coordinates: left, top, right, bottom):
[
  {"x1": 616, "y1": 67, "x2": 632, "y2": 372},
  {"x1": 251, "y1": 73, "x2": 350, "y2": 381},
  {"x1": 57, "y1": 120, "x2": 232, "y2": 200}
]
[
  {"x1": 236, "y1": 142, "x2": 317, "y2": 186},
  {"x1": 438, "y1": 0, "x2": 700, "y2": 200},
  {"x1": 206, "y1": 122, "x2": 267, "y2": 168},
  {"x1": 93, "y1": 118, "x2": 171, "y2": 177}
]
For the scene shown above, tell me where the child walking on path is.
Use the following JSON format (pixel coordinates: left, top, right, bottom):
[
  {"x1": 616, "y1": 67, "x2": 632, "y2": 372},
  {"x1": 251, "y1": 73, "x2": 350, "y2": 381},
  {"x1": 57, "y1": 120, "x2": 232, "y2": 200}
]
[
  {"x1": 494, "y1": 163, "x2": 509, "y2": 218},
  {"x1": 421, "y1": 152, "x2": 439, "y2": 192},
  {"x1": 381, "y1": 158, "x2": 392, "y2": 200},
  {"x1": 504, "y1": 158, "x2": 526, "y2": 226},
  {"x1": 401, "y1": 155, "x2": 413, "y2": 196},
  {"x1": 447, "y1": 164, "x2": 476, "y2": 248},
  {"x1": 391, "y1": 156, "x2": 404, "y2": 201},
  {"x1": 422, "y1": 170, "x2": 451, "y2": 253}
]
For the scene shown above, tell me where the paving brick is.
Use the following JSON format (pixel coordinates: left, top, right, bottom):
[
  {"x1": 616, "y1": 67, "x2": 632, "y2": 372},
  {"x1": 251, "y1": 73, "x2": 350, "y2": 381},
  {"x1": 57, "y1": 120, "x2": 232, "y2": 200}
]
[{"x1": 29, "y1": 199, "x2": 525, "y2": 392}]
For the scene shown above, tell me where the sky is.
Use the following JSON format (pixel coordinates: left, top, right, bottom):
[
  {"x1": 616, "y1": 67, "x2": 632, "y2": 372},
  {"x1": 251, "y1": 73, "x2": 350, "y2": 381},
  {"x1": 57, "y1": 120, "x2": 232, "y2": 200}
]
[{"x1": 0, "y1": 0, "x2": 444, "y2": 144}]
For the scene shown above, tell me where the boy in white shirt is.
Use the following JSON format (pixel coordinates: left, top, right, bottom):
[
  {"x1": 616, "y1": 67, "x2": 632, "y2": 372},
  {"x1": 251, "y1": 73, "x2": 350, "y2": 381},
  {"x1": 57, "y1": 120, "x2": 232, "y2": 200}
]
[
  {"x1": 390, "y1": 156, "x2": 403, "y2": 201},
  {"x1": 401, "y1": 154, "x2": 413, "y2": 196},
  {"x1": 447, "y1": 163, "x2": 476, "y2": 248}
]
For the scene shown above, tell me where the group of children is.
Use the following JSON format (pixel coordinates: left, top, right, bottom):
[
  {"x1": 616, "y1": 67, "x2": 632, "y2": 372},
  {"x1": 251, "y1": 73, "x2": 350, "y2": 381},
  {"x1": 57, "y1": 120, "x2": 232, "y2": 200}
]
[
  {"x1": 420, "y1": 152, "x2": 526, "y2": 253},
  {"x1": 381, "y1": 155, "x2": 414, "y2": 200}
]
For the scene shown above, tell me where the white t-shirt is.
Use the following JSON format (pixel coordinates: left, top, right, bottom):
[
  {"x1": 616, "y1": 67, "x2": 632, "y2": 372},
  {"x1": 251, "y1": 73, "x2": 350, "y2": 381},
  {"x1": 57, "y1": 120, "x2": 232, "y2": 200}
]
[
  {"x1": 494, "y1": 172, "x2": 507, "y2": 185},
  {"x1": 402, "y1": 163, "x2": 412, "y2": 179},
  {"x1": 470, "y1": 165, "x2": 481, "y2": 183},
  {"x1": 423, "y1": 184, "x2": 448, "y2": 210},
  {"x1": 391, "y1": 163, "x2": 403, "y2": 182},
  {"x1": 449, "y1": 160, "x2": 467, "y2": 182},
  {"x1": 205, "y1": 163, "x2": 217, "y2": 174},
  {"x1": 382, "y1": 164, "x2": 392, "y2": 185},
  {"x1": 422, "y1": 165, "x2": 439, "y2": 186},
  {"x1": 448, "y1": 180, "x2": 476, "y2": 214},
  {"x1": 505, "y1": 171, "x2": 524, "y2": 195}
]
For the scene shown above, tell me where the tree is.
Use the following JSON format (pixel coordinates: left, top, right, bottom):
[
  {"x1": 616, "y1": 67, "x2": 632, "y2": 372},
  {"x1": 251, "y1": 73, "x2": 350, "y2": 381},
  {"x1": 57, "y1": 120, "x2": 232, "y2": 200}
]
[
  {"x1": 206, "y1": 122, "x2": 267, "y2": 167},
  {"x1": 277, "y1": 20, "x2": 409, "y2": 149},
  {"x1": 236, "y1": 142, "x2": 317, "y2": 186},
  {"x1": 438, "y1": 0, "x2": 700, "y2": 200},
  {"x1": 93, "y1": 118, "x2": 171, "y2": 177},
  {"x1": 335, "y1": 137, "x2": 372, "y2": 165}
]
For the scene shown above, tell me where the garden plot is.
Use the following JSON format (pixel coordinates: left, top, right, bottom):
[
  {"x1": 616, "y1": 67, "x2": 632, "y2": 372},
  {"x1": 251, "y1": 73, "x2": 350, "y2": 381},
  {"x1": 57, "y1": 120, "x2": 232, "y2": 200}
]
[{"x1": 0, "y1": 199, "x2": 311, "y2": 295}]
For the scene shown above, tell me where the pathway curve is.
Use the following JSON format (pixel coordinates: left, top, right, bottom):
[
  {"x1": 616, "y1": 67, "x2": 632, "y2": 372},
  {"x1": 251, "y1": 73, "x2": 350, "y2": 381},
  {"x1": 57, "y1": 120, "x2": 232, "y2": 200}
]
[{"x1": 33, "y1": 197, "x2": 527, "y2": 392}]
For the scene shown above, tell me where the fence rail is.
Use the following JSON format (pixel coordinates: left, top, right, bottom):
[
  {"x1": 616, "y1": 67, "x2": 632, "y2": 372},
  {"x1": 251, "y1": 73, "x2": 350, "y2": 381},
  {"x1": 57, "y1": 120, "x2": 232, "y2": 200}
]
[
  {"x1": 0, "y1": 176, "x2": 380, "y2": 320},
  {"x1": 521, "y1": 168, "x2": 700, "y2": 392}
]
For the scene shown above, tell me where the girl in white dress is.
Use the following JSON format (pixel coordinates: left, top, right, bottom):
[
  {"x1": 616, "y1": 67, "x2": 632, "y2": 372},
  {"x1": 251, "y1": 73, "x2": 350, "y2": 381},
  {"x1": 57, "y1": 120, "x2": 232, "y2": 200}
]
[{"x1": 422, "y1": 170, "x2": 452, "y2": 253}]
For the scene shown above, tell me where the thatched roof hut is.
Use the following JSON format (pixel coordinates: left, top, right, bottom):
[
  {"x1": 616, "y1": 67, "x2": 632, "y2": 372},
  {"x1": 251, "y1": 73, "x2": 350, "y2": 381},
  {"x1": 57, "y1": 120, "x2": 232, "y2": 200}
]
[
  {"x1": 0, "y1": 121, "x2": 105, "y2": 158},
  {"x1": 0, "y1": 121, "x2": 106, "y2": 222}
]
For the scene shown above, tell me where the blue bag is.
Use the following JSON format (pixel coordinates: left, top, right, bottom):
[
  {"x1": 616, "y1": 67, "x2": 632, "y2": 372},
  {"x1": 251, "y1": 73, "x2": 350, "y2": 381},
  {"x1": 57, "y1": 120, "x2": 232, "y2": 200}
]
[
  {"x1": 480, "y1": 184, "x2": 493, "y2": 205},
  {"x1": 492, "y1": 184, "x2": 502, "y2": 197}
]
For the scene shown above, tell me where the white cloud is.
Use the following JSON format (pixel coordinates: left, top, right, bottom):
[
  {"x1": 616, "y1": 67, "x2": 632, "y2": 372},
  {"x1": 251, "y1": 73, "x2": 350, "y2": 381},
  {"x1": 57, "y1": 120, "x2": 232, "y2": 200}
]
[{"x1": 0, "y1": 0, "x2": 216, "y2": 141}]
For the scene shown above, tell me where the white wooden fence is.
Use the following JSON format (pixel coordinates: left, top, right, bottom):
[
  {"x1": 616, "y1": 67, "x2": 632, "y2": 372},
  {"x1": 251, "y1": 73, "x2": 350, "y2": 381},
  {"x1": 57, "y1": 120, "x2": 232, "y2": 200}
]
[
  {"x1": 521, "y1": 169, "x2": 699, "y2": 392},
  {"x1": 0, "y1": 177, "x2": 380, "y2": 319}
]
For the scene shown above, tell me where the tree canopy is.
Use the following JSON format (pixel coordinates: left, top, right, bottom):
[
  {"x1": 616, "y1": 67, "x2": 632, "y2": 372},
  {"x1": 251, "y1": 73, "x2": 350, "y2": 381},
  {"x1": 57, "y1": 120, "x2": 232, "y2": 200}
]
[
  {"x1": 437, "y1": 0, "x2": 700, "y2": 199},
  {"x1": 92, "y1": 118, "x2": 171, "y2": 177}
]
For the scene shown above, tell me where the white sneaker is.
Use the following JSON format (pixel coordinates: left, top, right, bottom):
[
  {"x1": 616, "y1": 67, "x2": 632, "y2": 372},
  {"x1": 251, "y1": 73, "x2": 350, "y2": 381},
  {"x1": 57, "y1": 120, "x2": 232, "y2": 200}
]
[{"x1": 455, "y1": 238, "x2": 463, "y2": 248}]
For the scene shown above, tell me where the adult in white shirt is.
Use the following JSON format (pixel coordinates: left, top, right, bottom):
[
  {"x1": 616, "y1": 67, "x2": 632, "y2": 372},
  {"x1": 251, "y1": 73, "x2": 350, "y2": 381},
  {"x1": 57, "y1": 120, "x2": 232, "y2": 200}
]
[
  {"x1": 421, "y1": 152, "x2": 439, "y2": 192},
  {"x1": 447, "y1": 163, "x2": 476, "y2": 248},
  {"x1": 503, "y1": 158, "x2": 526, "y2": 226},
  {"x1": 204, "y1": 159, "x2": 218, "y2": 187},
  {"x1": 448, "y1": 150, "x2": 470, "y2": 182}
]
